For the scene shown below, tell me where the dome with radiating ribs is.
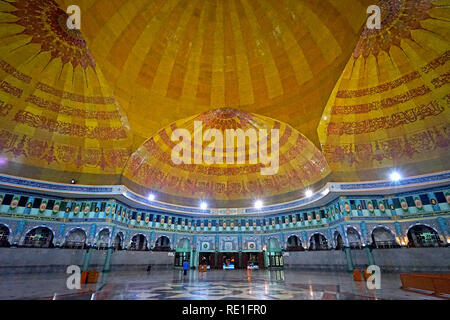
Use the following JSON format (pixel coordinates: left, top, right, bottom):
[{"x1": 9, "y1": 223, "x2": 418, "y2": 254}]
[
  {"x1": 318, "y1": 0, "x2": 450, "y2": 181},
  {"x1": 0, "y1": 0, "x2": 133, "y2": 184},
  {"x1": 122, "y1": 108, "x2": 330, "y2": 208},
  {"x1": 55, "y1": 0, "x2": 374, "y2": 148}
]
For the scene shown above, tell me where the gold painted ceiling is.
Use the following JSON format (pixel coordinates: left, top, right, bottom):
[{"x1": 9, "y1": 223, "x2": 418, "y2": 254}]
[
  {"x1": 0, "y1": 0, "x2": 449, "y2": 208},
  {"x1": 55, "y1": 0, "x2": 374, "y2": 148},
  {"x1": 0, "y1": 0, "x2": 133, "y2": 184},
  {"x1": 122, "y1": 108, "x2": 331, "y2": 207},
  {"x1": 318, "y1": 0, "x2": 450, "y2": 181}
]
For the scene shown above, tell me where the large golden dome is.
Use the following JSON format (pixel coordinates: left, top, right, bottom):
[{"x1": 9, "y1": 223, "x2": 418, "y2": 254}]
[
  {"x1": 122, "y1": 108, "x2": 330, "y2": 207},
  {"x1": 55, "y1": 0, "x2": 374, "y2": 148}
]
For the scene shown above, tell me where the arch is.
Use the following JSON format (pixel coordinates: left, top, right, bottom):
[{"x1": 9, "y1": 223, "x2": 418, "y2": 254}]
[
  {"x1": 407, "y1": 224, "x2": 443, "y2": 248},
  {"x1": 0, "y1": 223, "x2": 11, "y2": 247},
  {"x1": 154, "y1": 235, "x2": 171, "y2": 251},
  {"x1": 346, "y1": 227, "x2": 362, "y2": 249},
  {"x1": 286, "y1": 235, "x2": 303, "y2": 251},
  {"x1": 371, "y1": 226, "x2": 399, "y2": 249},
  {"x1": 63, "y1": 228, "x2": 86, "y2": 249},
  {"x1": 176, "y1": 238, "x2": 191, "y2": 251},
  {"x1": 309, "y1": 233, "x2": 328, "y2": 251},
  {"x1": 130, "y1": 233, "x2": 148, "y2": 251},
  {"x1": 267, "y1": 237, "x2": 281, "y2": 251},
  {"x1": 96, "y1": 228, "x2": 110, "y2": 249},
  {"x1": 23, "y1": 226, "x2": 54, "y2": 248},
  {"x1": 334, "y1": 231, "x2": 344, "y2": 250},
  {"x1": 114, "y1": 232, "x2": 124, "y2": 250}
]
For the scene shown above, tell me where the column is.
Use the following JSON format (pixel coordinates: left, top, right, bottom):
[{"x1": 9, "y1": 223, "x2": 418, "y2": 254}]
[
  {"x1": 364, "y1": 246, "x2": 376, "y2": 266},
  {"x1": 102, "y1": 247, "x2": 113, "y2": 273},
  {"x1": 344, "y1": 247, "x2": 354, "y2": 272},
  {"x1": 81, "y1": 247, "x2": 93, "y2": 271}
]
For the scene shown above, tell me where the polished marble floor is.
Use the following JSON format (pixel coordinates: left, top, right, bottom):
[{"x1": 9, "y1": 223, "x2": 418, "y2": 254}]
[{"x1": 0, "y1": 269, "x2": 443, "y2": 300}]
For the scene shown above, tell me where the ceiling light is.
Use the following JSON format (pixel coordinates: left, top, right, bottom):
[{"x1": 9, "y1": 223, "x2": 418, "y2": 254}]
[
  {"x1": 200, "y1": 202, "x2": 207, "y2": 210},
  {"x1": 148, "y1": 194, "x2": 155, "y2": 201},
  {"x1": 254, "y1": 200, "x2": 263, "y2": 209},
  {"x1": 305, "y1": 189, "x2": 313, "y2": 198},
  {"x1": 390, "y1": 172, "x2": 401, "y2": 182}
]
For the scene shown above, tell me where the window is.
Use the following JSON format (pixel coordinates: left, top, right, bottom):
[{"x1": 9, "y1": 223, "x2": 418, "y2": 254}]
[
  {"x1": 18, "y1": 196, "x2": 28, "y2": 207},
  {"x1": 32, "y1": 198, "x2": 42, "y2": 208},
  {"x1": 406, "y1": 196, "x2": 415, "y2": 207},
  {"x1": 2, "y1": 194, "x2": 13, "y2": 206},
  {"x1": 47, "y1": 200, "x2": 55, "y2": 210},
  {"x1": 419, "y1": 194, "x2": 430, "y2": 205},
  {"x1": 435, "y1": 192, "x2": 446, "y2": 203},
  {"x1": 393, "y1": 198, "x2": 401, "y2": 208},
  {"x1": 371, "y1": 200, "x2": 379, "y2": 209},
  {"x1": 350, "y1": 200, "x2": 356, "y2": 210},
  {"x1": 360, "y1": 200, "x2": 367, "y2": 210},
  {"x1": 60, "y1": 202, "x2": 67, "y2": 212}
]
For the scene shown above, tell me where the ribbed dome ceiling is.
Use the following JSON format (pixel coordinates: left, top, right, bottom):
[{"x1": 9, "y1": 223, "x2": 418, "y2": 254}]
[
  {"x1": 55, "y1": 0, "x2": 374, "y2": 148},
  {"x1": 122, "y1": 108, "x2": 330, "y2": 207}
]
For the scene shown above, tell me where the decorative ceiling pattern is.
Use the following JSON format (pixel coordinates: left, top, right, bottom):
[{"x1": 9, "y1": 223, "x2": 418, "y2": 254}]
[
  {"x1": 318, "y1": 0, "x2": 450, "y2": 181},
  {"x1": 55, "y1": 0, "x2": 373, "y2": 148},
  {"x1": 122, "y1": 108, "x2": 331, "y2": 207},
  {"x1": 0, "y1": 0, "x2": 133, "y2": 183}
]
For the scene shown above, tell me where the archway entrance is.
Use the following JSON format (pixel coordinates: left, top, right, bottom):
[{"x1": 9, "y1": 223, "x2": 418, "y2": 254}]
[
  {"x1": 0, "y1": 224, "x2": 10, "y2": 247},
  {"x1": 267, "y1": 238, "x2": 283, "y2": 268},
  {"x1": 114, "y1": 232, "x2": 124, "y2": 250},
  {"x1": 63, "y1": 228, "x2": 86, "y2": 249},
  {"x1": 23, "y1": 227, "x2": 54, "y2": 248},
  {"x1": 371, "y1": 227, "x2": 400, "y2": 249},
  {"x1": 334, "y1": 232, "x2": 344, "y2": 250},
  {"x1": 154, "y1": 236, "x2": 171, "y2": 251},
  {"x1": 286, "y1": 235, "x2": 304, "y2": 251},
  {"x1": 347, "y1": 227, "x2": 362, "y2": 249},
  {"x1": 309, "y1": 233, "x2": 328, "y2": 251},
  {"x1": 175, "y1": 238, "x2": 191, "y2": 267},
  {"x1": 407, "y1": 225, "x2": 443, "y2": 247},
  {"x1": 130, "y1": 234, "x2": 148, "y2": 251}
]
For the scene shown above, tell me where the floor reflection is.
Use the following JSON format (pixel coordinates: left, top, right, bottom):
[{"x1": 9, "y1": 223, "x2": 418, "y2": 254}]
[{"x1": 0, "y1": 269, "x2": 443, "y2": 300}]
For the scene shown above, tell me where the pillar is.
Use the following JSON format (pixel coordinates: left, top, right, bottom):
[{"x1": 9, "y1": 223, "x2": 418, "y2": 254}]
[
  {"x1": 264, "y1": 250, "x2": 269, "y2": 268},
  {"x1": 344, "y1": 247, "x2": 354, "y2": 272},
  {"x1": 364, "y1": 246, "x2": 375, "y2": 266},
  {"x1": 81, "y1": 247, "x2": 93, "y2": 271},
  {"x1": 238, "y1": 251, "x2": 242, "y2": 269},
  {"x1": 103, "y1": 247, "x2": 113, "y2": 273}
]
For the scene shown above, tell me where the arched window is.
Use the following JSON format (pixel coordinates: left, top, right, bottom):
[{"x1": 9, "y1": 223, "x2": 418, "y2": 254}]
[
  {"x1": 96, "y1": 229, "x2": 110, "y2": 250},
  {"x1": 407, "y1": 225, "x2": 442, "y2": 248},
  {"x1": 154, "y1": 236, "x2": 171, "y2": 251},
  {"x1": 286, "y1": 235, "x2": 304, "y2": 251},
  {"x1": 347, "y1": 227, "x2": 362, "y2": 249},
  {"x1": 309, "y1": 233, "x2": 328, "y2": 251},
  {"x1": 334, "y1": 231, "x2": 344, "y2": 250},
  {"x1": 371, "y1": 227, "x2": 399, "y2": 249},
  {"x1": 63, "y1": 228, "x2": 86, "y2": 249},
  {"x1": 114, "y1": 232, "x2": 124, "y2": 250},
  {"x1": 130, "y1": 234, "x2": 148, "y2": 251},
  {"x1": 23, "y1": 227, "x2": 54, "y2": 248},
  {"x1": 0, "y1": 224, "x2": 10, "y2": 247}
]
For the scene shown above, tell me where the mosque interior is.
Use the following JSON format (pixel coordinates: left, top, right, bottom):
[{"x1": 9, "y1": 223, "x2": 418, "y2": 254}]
[{"x1": 0, "y1": 0, "x2": 449, "y2": 301}]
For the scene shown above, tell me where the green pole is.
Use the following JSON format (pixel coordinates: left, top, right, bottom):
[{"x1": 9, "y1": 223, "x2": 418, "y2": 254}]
[
  {"x1": 82, "y1": 247, "x2": 92, "y2": 271},
  {"x1": 264, "y1": 250, "x2": 269, "y2": 268},
  {"x1": 344, "y1": 247, "x2": 354, "y2": 272},
  {"x1": 364, "y1": 246, "x2": 376, "y2": 266},
  {"x1": 103, "y1": 247, "x2": 113, "y2": 273}
]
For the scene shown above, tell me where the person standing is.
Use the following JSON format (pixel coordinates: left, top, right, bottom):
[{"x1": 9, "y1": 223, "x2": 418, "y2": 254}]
[{"x1": 183, "y1": 260, "x2": 189, "y2": 276}]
